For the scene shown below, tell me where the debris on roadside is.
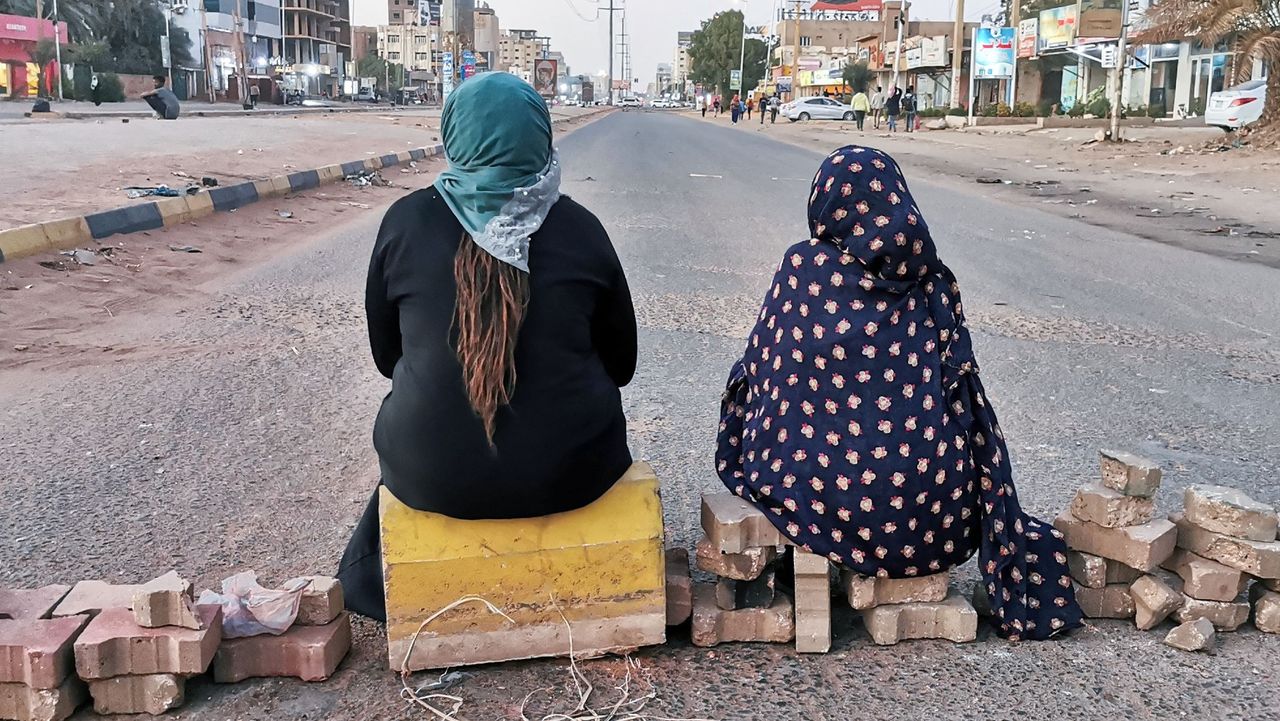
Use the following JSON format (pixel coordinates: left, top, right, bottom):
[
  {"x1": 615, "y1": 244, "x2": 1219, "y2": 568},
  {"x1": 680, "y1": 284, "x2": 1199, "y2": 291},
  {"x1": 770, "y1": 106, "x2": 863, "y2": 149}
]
[
  {"x1": 344, "y1": 170, "x2": 391, "y2": 188},
  {"x1": 124, "y1": 185, "x2": 181, "y2": 199},
  {"x1": 38, "y1": 259, "x2": 74, "y2": 271},
  {"x1": 975, "y1": 177, "x2": 1009, "y2": 185},
  {"x1": 1201, "y1": 226, "x2": 1239, "y2": 236},
  {"x1": 343, "y1": 201, "x2": 372, "y2": 210},
  {"x1": 277, "y1": 211, "x2": 295, "y2": 219},
  {"x1": 168, "y1": 245, "x2": 202, "y2": 253},
  {"x1": 13, "y1": 344, "x2": 29, "y2": 351},
  {"x1": 201, "y1": 177, "x2": 219, "y2": 187}
]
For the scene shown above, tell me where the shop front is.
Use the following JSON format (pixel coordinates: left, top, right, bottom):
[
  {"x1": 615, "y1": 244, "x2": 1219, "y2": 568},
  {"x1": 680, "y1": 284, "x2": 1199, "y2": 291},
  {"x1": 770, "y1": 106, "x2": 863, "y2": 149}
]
[{"x1": 0, "y1": 13, "x2": 68, "y2": 99}]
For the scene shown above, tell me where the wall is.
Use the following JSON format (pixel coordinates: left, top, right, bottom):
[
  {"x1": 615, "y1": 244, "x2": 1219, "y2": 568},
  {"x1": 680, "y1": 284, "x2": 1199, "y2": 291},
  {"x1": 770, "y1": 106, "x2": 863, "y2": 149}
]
[{"x1": 117, "y1": 73, "x2": 159, "y2": 98}]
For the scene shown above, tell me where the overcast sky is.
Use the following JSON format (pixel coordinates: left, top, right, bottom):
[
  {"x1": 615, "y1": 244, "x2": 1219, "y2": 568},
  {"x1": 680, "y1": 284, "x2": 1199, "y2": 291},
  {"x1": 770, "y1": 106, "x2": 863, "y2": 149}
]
[{"x1": 352, "y1": 0, "x2": 994, "y2": 86}]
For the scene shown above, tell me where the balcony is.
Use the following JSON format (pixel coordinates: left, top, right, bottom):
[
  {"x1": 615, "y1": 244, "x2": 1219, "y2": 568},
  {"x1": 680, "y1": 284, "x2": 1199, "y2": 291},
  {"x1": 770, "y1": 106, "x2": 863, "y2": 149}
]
[{"x1": 281, "y1": 0, "x2": 337, "y2": 20}]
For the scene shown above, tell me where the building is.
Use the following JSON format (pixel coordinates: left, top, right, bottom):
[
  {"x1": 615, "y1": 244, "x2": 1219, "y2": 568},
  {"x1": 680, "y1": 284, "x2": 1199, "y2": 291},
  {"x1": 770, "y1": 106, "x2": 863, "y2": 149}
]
[
  {"x1": 377, "y1": 24, "x2": 437, "y2": 72},
  {"x1": 474, "y1": 3, "x2": 500, "y2": 70},
  {"x1": 281, "y1": 0, "x2": 351, "y2": 97},
  {"x1": 498, "y1": 28, "x2": 542, "y2": 81},
  {"x1": 546, "y1": 51, "x2": 568, "y2": 77},
  {"x1": 672, "y1": 31, "x2": 694, "y2": 99},
  {"x1": 352, "y1": 25, "x2": 378, "y2": 61},
  {"x1": 656, "y1": 62, "x2": 672, "y2": 97},
  {"x1": 169, "y1": 0, "x2": 283, "y2": 102},
  {"x1": 0, "y1": 13, "x2": 66, "y2": 99}
]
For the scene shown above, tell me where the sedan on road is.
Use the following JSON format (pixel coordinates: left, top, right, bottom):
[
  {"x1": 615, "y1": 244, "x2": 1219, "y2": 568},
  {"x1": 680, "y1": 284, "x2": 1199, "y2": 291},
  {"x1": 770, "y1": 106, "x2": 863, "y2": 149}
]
[
  {"x1": 783, "y1": 96, "x2": 855, "y2": 122},
  {"x1": 1205, "y1": 80, "x2": 1267, "y2": 130}
]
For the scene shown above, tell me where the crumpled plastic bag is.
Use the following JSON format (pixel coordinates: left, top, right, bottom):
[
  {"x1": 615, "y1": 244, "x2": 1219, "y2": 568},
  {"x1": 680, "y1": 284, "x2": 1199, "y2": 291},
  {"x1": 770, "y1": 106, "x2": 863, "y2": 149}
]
[{"x1": 197, "y1": 571, "x2": 309, "y2": 638}]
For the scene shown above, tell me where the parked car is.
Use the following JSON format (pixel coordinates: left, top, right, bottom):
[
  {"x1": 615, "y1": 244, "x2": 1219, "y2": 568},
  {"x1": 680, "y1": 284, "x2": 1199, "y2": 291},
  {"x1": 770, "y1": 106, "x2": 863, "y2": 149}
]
[
  {"x1": 355, "y1": 87, "x2": 378, "y2": 102},
  {"x1": 1205, "y1": 80, "x2": 1267, "y2": 130},
  {"x1": 782, "y1": 96, "x2": 855, "y2": 122},
  {"x1": 619, "y1": 96, "x2": 642, "y2": 108}
]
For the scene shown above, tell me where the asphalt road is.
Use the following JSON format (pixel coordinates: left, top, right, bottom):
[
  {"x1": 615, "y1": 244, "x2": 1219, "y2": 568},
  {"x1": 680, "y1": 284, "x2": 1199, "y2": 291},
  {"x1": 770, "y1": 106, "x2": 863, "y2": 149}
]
[{"x1": 3, "y1": 110, "x2": 1279, "y2": 720}]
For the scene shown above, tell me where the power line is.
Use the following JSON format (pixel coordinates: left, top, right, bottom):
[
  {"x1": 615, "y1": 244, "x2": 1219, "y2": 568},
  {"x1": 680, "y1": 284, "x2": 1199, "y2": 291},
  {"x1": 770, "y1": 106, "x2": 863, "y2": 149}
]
[{"x1": 558, "y1": 0, "x2": 600, "y2": 22}]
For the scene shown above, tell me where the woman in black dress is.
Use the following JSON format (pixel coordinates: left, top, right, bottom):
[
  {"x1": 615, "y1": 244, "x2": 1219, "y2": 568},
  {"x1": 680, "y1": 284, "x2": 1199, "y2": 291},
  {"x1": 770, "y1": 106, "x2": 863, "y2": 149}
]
[{"x1": 338, "y1": 73, "x2": 637, "y2": 622}]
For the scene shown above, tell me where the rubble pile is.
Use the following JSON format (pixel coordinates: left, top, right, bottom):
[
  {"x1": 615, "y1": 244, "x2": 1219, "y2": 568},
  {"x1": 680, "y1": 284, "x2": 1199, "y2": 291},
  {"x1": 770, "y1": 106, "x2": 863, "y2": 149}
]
[{"x1": 0, "y1": 574, "x2": 350, "y2": 720}]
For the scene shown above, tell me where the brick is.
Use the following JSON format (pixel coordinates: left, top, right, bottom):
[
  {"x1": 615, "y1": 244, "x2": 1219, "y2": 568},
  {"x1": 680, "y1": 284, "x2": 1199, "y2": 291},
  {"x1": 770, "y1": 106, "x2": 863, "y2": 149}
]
[
  {"x1": 861, "y1": 590, "x2": 977, "y2": 645},
  {"x1": 380, "y1": 463, "x2": 665, "y2": 671},
  {"x1": 0, "y1": 587, "x2": 71, "y2": 621},
  {"x1": 1184, "y1": 485, "x2": 1279, "y2": 542},
  {"x1": 131, "y1": 572, "x2": 199, "y2": 630},
  {"x1": 0, "y1": 677, "x2": 86, "y2": 721},
  {"x1": 1053, "y1": 511, "x2": 1176, "y2": 572},
  {"x1": 1130, "y1": 575, "x2": 1183, "y2": 630},
  {"x1": 1099, "y1": 449, "x2": 1162, "y2": 498},
  {"x1": 213, "y1": 613, "x2": 351, "y2": 683},
  {"x1": 694, "y1": 537, "x2": 776, "y2": 581},
  {"x1": 1164, "y1": 618, "x2": 1215, "y2": 653},
  {"x1": 714, "y1": 570, "x2": 777, "y2": 612},
  {"x1": 73, "y1": 605, "x2": 222, "y2": 679},
  {"x1": 665, "y1": 549, "x2": 692, "y2": 626},
  {"x1": 1172, "y1": 595, "x2": 1250, "y2": 632},
  {"x1": 88, "y1": 674, "x2": 183, "y2": 715},
  {"x1": 1067, "y1": 551, "x2": 1142, "y2": 589},
  {"x1": 293, "y1": 576, "x2": 344, "y2": 627},
  {"x1": 1069, "y1": 484, "x2": 1156, "y2": 528},
  {"x1": 1073, "y1": 584, "x2": 1136, "y2": 619},
  {"x1": 0, "y1": 616, "x2": 88, "y2": 688},
  {"x1": 700, "y1": 493, "x2": 785, "y2": 554},
  {"x1": 690, "y1": 585, "x2": 794, "y2": 647},
  {"x1": 793, "y1": 552, "x2": 831, "y2": 653},
  {"x1": 51, "y1": 580, "x2": 142, "y2": 618},
  {"x1": 1171, "y1": 512, "x2": 1280, "y2": 579},
  {"x1": 1250, "y1": 584, "x2": 1280, "y2": 634},
  {"x1": 843, "y1": 571, "x2": 949, "y2": 610},
  {"x1": 1160, "y1": 548, "x2": 1249, "y2": 602}
]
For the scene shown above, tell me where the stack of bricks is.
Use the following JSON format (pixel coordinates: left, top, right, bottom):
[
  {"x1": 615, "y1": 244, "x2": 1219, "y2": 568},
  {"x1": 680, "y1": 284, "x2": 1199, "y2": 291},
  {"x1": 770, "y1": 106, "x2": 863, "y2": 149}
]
[
  {"x1": 691, "y1": 493, "x2": 796, "y2": 648},
  {"x1": 1167, "y1": 484, "x2": 1280, "y2": 641},
  {"x1": 72, "y1": 573, "x2": 223, "y2": 715},
  {"x1": 847, "y1": 571, "x2": 975, "y2": 645},
  {"x1": 1053, "y1": 450, "x2": 1176, "y2": 622},
  {"x1": 0, "y1": 585, "x2": 87, "y2": 721}
]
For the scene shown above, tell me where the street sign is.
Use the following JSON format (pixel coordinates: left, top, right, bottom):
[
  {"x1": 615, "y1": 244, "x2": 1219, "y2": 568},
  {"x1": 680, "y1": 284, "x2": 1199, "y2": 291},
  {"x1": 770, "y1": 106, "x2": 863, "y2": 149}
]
[
  {"x1": 461, "y1": 49, "x2": 476, "y2": 80},
  {"x1": 1100, "y1": 44, "x2": 1118, "y2": 68},
  {"x1": 729, "y1": 69, "x2": 742, "y2": 90},
  {"x1": 442, "y1": 51, "x2": 455, "y2": 98},
  {"x1": 160, "y1": 33, "x2": 171, "y2": 69}
]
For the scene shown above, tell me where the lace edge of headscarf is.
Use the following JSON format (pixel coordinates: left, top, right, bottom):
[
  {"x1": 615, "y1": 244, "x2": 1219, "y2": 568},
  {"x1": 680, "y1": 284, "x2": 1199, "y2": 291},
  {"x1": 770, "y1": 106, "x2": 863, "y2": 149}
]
[{"x1": 469, "y1": 149, "x2": 562, "y2": 273}]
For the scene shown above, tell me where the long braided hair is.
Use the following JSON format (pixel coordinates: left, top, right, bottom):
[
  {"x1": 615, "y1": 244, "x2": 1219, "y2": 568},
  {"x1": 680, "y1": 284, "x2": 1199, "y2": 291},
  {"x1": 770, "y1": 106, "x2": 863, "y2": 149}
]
[{"x1": 452, "y1": 234, "x2": 531, "y2": 442}]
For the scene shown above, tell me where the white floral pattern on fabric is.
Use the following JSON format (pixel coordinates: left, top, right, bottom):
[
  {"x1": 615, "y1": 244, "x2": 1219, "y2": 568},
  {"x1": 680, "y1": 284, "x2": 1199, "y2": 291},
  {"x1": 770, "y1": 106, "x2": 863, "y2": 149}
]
[{"x1": 470, "y1": 149, "x2": 562, "y2": 272}]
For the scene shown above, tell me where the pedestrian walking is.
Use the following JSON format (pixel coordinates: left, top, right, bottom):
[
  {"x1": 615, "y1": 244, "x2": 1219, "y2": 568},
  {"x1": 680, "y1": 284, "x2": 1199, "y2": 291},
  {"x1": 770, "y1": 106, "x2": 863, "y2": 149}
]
[
  {"x1": 730, "y1": 93, "x2": 741, "y2": 124},
  {"x1": 903, "y1": 85, "x2": 917, "y2": 133},
  {"x1": 760, "y1": 96, "x2": 768, "y2": 124},
  {"x1": 715, "y1": 144, "x2": 1085, "y2": 642},
  {"x1": 870, "y1": 86, "x2": 885, "y2": 129},
  {"x1": 769, "y1": 95, "x2": 779, "y2": 124},
  {"x1": 714, "y1": 95, "x2": 722, "y2": 116},
  {"x1": 850, "y1": 88, "x2": 870, "y2": 131},
  {"x1": 885, "y1": 85, "x2": 901, "y2": 132},
  {"x1": 338, "y1": 72, "x2": 638, "y2": 622},
  {"x1": 700, "y1": 96, "x2": 707, "y2": 117},
  {"x1": 746, "y1": 97, "x2": 753, "y2": 121},
  {"x1": 249, "y1": 83, "x2": 260, "y2": 109}
]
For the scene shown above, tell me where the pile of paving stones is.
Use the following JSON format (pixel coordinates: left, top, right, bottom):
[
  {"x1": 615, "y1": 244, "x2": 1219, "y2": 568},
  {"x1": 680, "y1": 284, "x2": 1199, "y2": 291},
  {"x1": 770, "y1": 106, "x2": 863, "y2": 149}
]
[
  {"x1": 0, "y1": 573, "x2": 350, "y2": 720},
  {"x1": 1053, "y1": 449, "x2": 1280, "y2": 652}
]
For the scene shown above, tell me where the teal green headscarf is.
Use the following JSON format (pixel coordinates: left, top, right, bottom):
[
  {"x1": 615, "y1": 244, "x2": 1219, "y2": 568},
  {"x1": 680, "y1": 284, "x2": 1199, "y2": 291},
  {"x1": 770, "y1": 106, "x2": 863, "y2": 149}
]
[{"x1": 436, "y1": 72, "x2": 561, "y2": 272}]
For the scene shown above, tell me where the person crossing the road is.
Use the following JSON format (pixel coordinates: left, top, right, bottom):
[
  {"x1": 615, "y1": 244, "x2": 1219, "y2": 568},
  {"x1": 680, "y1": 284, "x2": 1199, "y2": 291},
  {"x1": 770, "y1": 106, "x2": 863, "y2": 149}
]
[
  {"x1": 885, "y1": 85, "x2": 902, "y2": 132},
  {"x1": 870, "y1": 86, "x2": 886, "y2": 128},
  {"x1": 850, "y1": 88, "x2": 870, "y2": 131}
]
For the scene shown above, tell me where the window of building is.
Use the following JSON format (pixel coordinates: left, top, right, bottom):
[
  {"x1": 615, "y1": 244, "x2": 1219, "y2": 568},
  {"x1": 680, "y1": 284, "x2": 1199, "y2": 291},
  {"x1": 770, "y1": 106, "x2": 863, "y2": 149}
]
[
  {"x1": 391, "y1": 11, "x2": 400, "y2": 20},
  {"x1": 416, "y1": 52, "x2": 429, "y2": 60},
  {"x1": 388, "y1": 51, "x2": 400, "y2": 60},
  {"x1": 800, "y1": 36, "x2": 812, "y2": 46},
  {"x1": 388, "y1": 34, "x2": 400, "y2": 43}
]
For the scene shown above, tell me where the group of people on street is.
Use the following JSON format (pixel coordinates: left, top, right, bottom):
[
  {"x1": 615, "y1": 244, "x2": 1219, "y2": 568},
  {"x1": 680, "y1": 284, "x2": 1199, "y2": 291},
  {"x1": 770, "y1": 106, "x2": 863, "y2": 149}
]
[
  {"x1": 340, "y1": 71, "x2": 1086, "y2": 643},
  {"x1": 702, "y1": 93, "x2": 781, "y2": 125},
  {"x1": 846, "y1": 85, "x2": 918, "y2": 133}
]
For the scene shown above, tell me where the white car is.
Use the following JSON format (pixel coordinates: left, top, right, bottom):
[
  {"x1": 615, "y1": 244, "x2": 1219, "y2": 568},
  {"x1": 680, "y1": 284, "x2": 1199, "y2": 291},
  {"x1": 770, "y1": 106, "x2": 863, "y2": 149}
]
[
  {"x1": 783, "y1": 96, "x2": 856, "y2": 122},
  {"x1": 1205, "y1": 80, "x2": 1267, "y2": 130},
  {"x1": 619, "y1": 97, "x2": 642, "y2": 108}
]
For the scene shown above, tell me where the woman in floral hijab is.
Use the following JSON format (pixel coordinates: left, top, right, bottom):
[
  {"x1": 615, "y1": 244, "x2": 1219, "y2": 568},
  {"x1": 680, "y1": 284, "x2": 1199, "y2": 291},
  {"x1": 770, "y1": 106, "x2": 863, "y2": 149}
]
[{"x1": 717, "y1": 145, "x2": 1083, "y2": 640}]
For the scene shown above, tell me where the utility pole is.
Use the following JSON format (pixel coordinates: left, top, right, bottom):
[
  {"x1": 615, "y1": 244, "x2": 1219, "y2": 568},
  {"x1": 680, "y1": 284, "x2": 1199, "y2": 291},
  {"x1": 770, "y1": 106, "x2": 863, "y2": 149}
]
[
  {"x1": 607, "y1": 0, "x2": 616, "y2": 105},
  {"x1": 790, "y1": 0, "x2": 801, "y2": 102},
  {"x1": 202, "y1": 0, "x2": 215, "y2": 102},
  {"x1": 1010, "y1": 0, "x2": 1020, "y2": 107},
  {"x1": 950, "y1": 0, "x2": 965, "y2": 108},
  {"x1": 1108, "y1": 0, "x2": 1133, "y2": 141},
  {"x1": 51, "y1": 0, "x2": 63, "y2": 100},
  {"x1": 890, "y1": 2, "x2": 906, "y2": 92},
  {"x1": 619, "y1": 10, "x2": 630, "y2": 97}
]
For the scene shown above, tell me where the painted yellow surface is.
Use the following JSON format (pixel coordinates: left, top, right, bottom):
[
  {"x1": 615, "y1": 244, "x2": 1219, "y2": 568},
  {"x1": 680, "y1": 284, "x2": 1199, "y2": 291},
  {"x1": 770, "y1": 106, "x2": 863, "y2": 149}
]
[
  {"x1": 40, "y1": 217, "x2": 91, "y2": 248},
  {"x1": 155, "y1": 196, "x2": 194, "y2": 227},
  {"x1": 380, "y1": 462, "x2": 665, "y2": 640},
  {"x1": 184, "y1": 193, "x2": 215, "y2": 220},
  {"x1": 0, "y1": 224, "x2": 53, "y2": 261},
  {"x1": 253, "y1": 176, "x2": 292, "y2": 199}
]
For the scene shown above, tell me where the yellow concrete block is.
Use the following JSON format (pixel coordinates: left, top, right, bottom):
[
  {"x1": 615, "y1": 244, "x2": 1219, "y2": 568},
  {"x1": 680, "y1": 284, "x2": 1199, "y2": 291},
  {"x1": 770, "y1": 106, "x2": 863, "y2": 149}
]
[
  {"x1": 317, "y1": 164, "x2": 344, "y2": 183},
  {"x1": 40, "y1": 217, "x2": 92, "y2": 250},
  {"x1": 396, "y1": 150, "x2": 414, "y2": 164},
  {"x1": 254, "y1": 176, "x2": 292, "y2": 199},
  {"x1": 364, "y1": 158, "x2": 381, "y2": 171},
  {"x1": 155, "y1": 196, "x2": 195, "y2": 227},
  {"x1": 184, "y1": 192, "x2": 215, "y2": 220},
  {"x1": 0, "y1": 223, "x2": 54, "y2": 262},
  {"x1": 380, "y1": 462, "x2": 666, "y2": 670}
]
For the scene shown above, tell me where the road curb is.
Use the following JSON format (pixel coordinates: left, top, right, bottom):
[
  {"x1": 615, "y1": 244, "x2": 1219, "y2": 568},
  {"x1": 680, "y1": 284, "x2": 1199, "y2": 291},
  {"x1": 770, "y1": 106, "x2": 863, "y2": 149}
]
[{"x1": 0, "y1": 109, "x2": 610, "y2": 264}]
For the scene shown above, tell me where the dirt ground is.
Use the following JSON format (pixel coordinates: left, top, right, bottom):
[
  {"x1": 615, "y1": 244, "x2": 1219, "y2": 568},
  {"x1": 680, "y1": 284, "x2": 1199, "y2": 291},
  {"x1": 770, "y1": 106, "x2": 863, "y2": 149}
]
[
  {"x1": 0, "y1": 110, "x2": 607, "y2": 377},
  {"x1": 702, "y1": 112, "x2": 1280, "y2": 269}
]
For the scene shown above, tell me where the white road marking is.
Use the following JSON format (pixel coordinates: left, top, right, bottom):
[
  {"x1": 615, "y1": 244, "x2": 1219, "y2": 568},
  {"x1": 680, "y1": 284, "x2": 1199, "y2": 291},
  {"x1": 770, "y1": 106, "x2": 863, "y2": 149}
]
[{"x1": 689, "y1": 173, "x2": 723, "y2": 179}]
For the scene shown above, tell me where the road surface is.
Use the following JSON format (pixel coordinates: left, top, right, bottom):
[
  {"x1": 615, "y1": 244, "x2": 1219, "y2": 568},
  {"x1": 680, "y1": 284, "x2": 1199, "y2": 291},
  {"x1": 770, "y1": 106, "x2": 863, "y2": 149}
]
[{"x1": 2, "y1": 110, "x2": 1278, "y2": 720}]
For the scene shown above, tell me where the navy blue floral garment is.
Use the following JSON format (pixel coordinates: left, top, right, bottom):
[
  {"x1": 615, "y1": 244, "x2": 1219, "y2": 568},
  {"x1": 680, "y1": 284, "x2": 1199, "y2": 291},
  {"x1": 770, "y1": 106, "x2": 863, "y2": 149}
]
[{"x1": 716, "y1": 146, "x2": 1082, "y2": 640}]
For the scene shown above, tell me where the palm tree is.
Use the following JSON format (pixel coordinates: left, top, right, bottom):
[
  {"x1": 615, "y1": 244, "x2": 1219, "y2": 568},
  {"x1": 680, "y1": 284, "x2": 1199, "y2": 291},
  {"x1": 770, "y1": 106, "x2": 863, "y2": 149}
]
[
  {"x1": 0, "y1": 0, "x2": 109, "y2": 43},
  {"x1": 1137, "y1": 0, "x2": 1279, "y2": 134}
]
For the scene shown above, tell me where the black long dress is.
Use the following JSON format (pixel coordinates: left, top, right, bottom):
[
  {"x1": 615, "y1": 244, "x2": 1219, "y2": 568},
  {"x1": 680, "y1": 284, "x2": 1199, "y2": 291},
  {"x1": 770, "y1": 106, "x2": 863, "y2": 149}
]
[{"x1": 338, "y1": 186, "x2": 638, "y2": 621}]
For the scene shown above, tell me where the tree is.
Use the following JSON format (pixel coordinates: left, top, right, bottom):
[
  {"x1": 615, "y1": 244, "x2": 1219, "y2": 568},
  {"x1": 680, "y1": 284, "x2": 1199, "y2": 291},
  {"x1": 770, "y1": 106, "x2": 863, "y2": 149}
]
[
  {"x1": 1137, "y1": 0, "x2": 1278, "y2": 136},
  {"x1": 0, "y1": 0, "x2": 109, "y2": 44},
  {"x1": 357, "y1": 53, "x2": 405, "y2": 92},
  {"x1": 843, "y1": 60, "x2": 872, "y2": 94},
  {"x1": 688, "y1": 10, "x2": 769, "y2": 95},
  {"x1": 27, "y1": 37, "x2": 57, "y2": 97}
]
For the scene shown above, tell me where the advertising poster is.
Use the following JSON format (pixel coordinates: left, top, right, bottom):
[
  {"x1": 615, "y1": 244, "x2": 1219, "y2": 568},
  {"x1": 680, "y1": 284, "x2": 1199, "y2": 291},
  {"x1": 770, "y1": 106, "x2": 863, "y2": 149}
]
[
  {"x1": 1039, "y1": 5, "x2": 1078, "y2": 50},
  {"x1": 533, "y1": 58, "x2": 558, "y2": 96},
  {"x1": 1078, "y1": 0, "x2": 1123, "y2": 40},
  {"x1": 973, "y1": 27, "x2": 1015, "y2": 78},
  {"x1": 1018, "y1": 18, "x2": 1038, "y2": 58}
]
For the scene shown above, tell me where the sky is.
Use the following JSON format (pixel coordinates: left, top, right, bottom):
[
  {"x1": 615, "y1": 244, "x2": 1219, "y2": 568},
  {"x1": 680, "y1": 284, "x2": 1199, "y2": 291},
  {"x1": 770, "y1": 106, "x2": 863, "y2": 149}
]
[{"x1": 352, "y1": 0, "x2": 995, "y2": 86}]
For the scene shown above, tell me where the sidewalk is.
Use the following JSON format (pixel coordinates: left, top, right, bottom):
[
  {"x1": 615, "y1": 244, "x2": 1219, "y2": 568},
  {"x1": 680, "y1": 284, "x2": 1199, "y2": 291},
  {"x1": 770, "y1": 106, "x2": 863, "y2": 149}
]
[
  {"x1": 0, "y1": 106, "x2": 595, "y2": 231},
  {"x1": 0, "y1": 98, "x2": 432, "y2": 121}
]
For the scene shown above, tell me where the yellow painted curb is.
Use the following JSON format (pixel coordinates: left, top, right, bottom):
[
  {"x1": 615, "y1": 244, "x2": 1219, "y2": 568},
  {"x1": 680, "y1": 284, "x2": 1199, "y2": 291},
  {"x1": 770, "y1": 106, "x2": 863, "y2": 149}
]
[
  {"x1": 40, "y1": 217, "x2": 92, "y2": 248},
  {"x1": 155, "y1": 196, "x2": 195, "y2": 227},
  {"x1": 254, "y1": 176, "x2": 292, "y2": 199},
  {"x1": 0, "y1": 224, "x2": 55, "y2": 261},
  {"x1": 317, "y1": 164, "x2": 345, "y2": 183}
]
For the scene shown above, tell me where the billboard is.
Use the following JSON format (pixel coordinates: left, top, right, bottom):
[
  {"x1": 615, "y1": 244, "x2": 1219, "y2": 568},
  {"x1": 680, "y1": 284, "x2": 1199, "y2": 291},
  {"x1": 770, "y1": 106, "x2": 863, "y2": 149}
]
[
  {"x1": 1018, "y1": 18, "x2": 1038, "y2": 58},
  {"x1": 1039, "y1": 5, "x2": 1078, "y2": 51},
  {"x1": 533, "y1": 58, "x2": 558, "y2": 96},
  {"x1": 1078, "y1": 0, "x2": 1123, "y2": 40},
  {"x1": 780, "y1": 0, "x2": 883, "y2": 21},
  {"x1": 973, "y1": 27, "x2": 1015, "y2": 78}
]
